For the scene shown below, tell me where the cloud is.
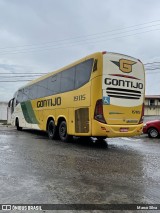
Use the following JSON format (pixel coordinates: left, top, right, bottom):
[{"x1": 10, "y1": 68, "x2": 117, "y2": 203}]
[{"x1": 0, "y1": 0, "x2": 160, "y2": 101}]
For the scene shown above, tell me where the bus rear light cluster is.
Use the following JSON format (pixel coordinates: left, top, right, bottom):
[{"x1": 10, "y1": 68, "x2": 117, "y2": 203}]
[{"x1": 94, "y1": 99, "x2": 107, "y2": 124}]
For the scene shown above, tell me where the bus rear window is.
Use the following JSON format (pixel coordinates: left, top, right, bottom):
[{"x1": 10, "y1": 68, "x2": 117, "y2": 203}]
[{"x1": 75, "y1": 59, "x2": 93, "y2": 89}]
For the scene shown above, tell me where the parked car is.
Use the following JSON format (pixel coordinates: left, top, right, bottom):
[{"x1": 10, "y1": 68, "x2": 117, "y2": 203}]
[{"x1": 143, "y1": 120, "x2": 160, "y2": 138}]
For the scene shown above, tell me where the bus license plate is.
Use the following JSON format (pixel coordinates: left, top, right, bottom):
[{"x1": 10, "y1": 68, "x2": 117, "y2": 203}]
[{"x1": 120, "y1": 128, "x2": 128, "y2": 132}]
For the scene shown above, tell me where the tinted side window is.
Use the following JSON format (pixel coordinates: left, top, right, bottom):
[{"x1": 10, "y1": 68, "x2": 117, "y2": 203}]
[
  {"x1": 37, "y1": 79, "x2": 48, "y2": 98},
  {"x1": 23, "y1": 87, "x2": 29, "y2": 101},
  {"x1": 60, "y1": 67, "x2": 75, "y2": 93},
  {"x1": 47, "y1": 73, "x2": 61, "y2": 96},
  {"x1": 28, "y1": 85, "x2": 38, "y2": 100},
  {"x1": 17, "y1": 90, "x2": 23, "y2": 103},
  {"x1": 75, "y1": 59, "x2": 93, "y2": 89}
]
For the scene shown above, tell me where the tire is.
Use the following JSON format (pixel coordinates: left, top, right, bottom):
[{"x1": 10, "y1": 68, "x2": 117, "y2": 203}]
[
  {"x1": 16, "y1": 118, "x2": 22, "y2": 131},
  {"x1": 47, "y1": 120, "x2": 58, "y2": 140},
  {"x1": 59, "y1": 121, "x2": 72, "y2": 142},
  {"x1": 148, "y1": 128, "x2": 159, "y2": 138}
]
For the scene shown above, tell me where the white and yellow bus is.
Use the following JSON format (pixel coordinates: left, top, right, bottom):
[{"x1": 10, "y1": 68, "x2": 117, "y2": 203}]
[{"x1": 9, "y1": 52, "x2": 145, "y2": 142}]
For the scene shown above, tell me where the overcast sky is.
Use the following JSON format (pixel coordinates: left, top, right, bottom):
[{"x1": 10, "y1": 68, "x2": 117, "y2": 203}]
[{"x1": 0, "y1": 0, "x2": 160, "y2": 102}]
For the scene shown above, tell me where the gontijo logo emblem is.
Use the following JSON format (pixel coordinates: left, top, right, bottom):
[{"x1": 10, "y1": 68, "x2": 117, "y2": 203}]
[{"x1": 111, "y1": 59, "x2": 136, "y2": 73}]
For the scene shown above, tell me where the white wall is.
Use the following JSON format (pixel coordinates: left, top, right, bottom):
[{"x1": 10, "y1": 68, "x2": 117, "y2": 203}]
[{"x1": 0, "y1": 102, "x2": 8, "y2": 120}]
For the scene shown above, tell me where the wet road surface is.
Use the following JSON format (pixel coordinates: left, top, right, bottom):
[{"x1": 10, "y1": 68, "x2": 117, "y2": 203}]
[{"x1": 0, "y1": 125, "x2": 160, "y2": 212}]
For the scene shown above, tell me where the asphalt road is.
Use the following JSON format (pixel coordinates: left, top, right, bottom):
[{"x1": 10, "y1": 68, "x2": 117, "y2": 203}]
[{"x1": 0, "y1": 125, "x2": 160, "y2": 212}]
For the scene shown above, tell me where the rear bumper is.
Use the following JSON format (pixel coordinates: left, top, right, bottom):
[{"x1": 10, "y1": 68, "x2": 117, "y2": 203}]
[{"x1": 92, "y1": 120, "x2": 143, "y2": 137}]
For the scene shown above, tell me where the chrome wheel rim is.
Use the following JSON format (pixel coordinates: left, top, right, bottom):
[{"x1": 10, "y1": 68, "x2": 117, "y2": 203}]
[{"x1": 150, "y1": 129, "x2": 158, "y2": 138}]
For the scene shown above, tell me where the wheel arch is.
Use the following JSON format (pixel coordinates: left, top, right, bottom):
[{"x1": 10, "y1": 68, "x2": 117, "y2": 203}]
[
  {"x1": 46, "y1": 116, "x2": 55, "y2": 131},
  {"x1": 57, "y1": 116, "x2": 67, "y2": 129},
  {"x1": 148, "y1": 126, "x2": 159, "y2": 133},
  {"x1": 46, "y1": 115, "x2": 68, "y2": 132},
  {"x1": 15, "y1": 117, "x2": 19, "y2": 126}
]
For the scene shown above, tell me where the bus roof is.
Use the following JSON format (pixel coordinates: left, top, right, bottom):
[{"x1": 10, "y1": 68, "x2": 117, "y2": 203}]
[
  {"x1": 18, "y1": 52, "x2": 102, "y2": 90},
  {"x1": 17, "y1": 51, "x2": 141, "y2": 91}
]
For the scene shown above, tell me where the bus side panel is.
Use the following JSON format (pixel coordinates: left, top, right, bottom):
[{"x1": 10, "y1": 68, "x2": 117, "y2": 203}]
[
  {"x1": 11, "y1": 103, "x2": 26, "y2": 128},
  {"x1": 35, "y1": 109, "x2": 44, "y2": 130},
  {"x1": 73, "y1": 83, "x2": 91, "y2": 136},
  {"x1": 68, "y1": 108, "x2": 75, "y2": 135},
  {"x1": 32, "y1": 100, "x2": 56, "y2": 131},
  {"x1": 21, "y1": 100, "x2": 41, "y2": 130},
  {"x1": 56, "y1": 108, "x2": 68, "y2": 126},
  {"x1": 60, "y1": 84, "x2": 92, "y2": 136}
]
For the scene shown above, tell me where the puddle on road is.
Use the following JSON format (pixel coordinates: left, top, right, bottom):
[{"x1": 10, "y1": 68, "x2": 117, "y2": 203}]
[
  {"x1": 1, "y1": 127, "x2": 160, "y2": 204},
  {"x1": 0, "y1": 145, "x2": 10, "y2": 151}
]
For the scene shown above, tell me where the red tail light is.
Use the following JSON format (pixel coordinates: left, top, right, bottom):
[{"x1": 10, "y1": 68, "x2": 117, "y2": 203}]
[
  {"x1": 94, "y1": 99, "x2": 106, "y2": 124},
  {"x1": 139, "y1": 103, "x2": 144, "y2": 124}
]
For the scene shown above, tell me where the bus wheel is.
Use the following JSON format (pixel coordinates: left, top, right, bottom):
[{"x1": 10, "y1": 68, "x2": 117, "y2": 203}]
[
  {"x1": 16, "y1": 118, "x2": 22, "y2": 131},
  {"x1": 59, "y1": 121, "x2": 72, "y2": 142},
  {"x1": 47, "y1": 120, "x2": 57, "y2": 140}
]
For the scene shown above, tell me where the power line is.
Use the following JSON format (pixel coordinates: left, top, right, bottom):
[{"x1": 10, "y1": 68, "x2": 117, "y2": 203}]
[
  {"x1": 145, "y1": 69, "x2": 160, "y2": 71},
  {"x1": 0, "y1": 76, "x2": 42, "y2": 78},
  {"x1": 0, "y1": 61, "x2": 159, "y2": 83},
  {"x1": 0, "y1": 72, "x2": 48, "y2": 74},
  {"x1": 0, "y1": 23, "x2": 160, "y2": 54},
  {"x1": 144, "y1": 62, "x2": 160, "y2": 73},
  {"x1": 0, "y1": 20, "x2": 160, "y2": 55},
  {"x1": 144, "y1": 62, "x2": 160, "y2": 65},
  {"x1": 0, "y1": 19, "x2": 160, "y2": 52},
  {"x1": 0, "y1": 80, "x2": 32, "y2": 82},
  {"x1": 0, "y1": 28, "x2": 159, "y2": 56}
]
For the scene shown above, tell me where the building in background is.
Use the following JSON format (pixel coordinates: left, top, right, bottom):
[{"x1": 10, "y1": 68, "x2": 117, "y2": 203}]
[
  {"x1": 144, "y1": 95, "x2": 160, "y2": 122},
  {"x1": 0, "y1": 102, "x2": 8, "y2": 122}
]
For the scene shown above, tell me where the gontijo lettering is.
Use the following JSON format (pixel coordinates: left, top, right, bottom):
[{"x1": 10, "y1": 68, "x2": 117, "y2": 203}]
[
  {"x1": 37, "y1": 97, "x2": 61, "y2": 108},
  {"x1": 104, "y1": 78, "x2": 143, "y2": 89}
]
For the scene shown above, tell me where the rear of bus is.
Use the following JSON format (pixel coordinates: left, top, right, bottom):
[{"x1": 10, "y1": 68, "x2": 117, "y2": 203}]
[{"x1": 92, "y1": 52, "x2": 145, "y2": 138}]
